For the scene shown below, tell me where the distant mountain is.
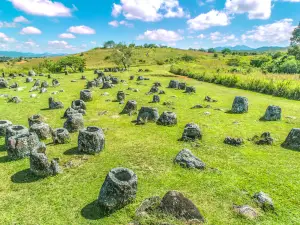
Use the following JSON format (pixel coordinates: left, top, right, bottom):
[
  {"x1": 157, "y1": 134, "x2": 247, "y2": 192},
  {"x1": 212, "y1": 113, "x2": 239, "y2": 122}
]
[
  {"x1": 214, "y1": 45, "x2": 287, "y2": 52},
  {"x1": 0, "y1": 51, "x2": 66, "y2": 58}
]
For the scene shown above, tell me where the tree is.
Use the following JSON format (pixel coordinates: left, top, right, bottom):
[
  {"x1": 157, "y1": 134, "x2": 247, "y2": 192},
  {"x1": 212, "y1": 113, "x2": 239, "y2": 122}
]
[
  {"x1": 222, "y1": 48, "x2": 232, "y2": 55},
  {"x1": 57, "y1": 55, "x2": 86, "y2": 72},
  {"x1": 103, "y1": 40, "x2": 116, "y2": 49},
  {"x1": 290, "y1": 22, "x2": 300, "y2": 46},
  {"x1": 208, "y1": 48, "x2": 216, "y2": 53},
  {"x1": 111, "y1": 44, "x2": 134, "y2": 69}
]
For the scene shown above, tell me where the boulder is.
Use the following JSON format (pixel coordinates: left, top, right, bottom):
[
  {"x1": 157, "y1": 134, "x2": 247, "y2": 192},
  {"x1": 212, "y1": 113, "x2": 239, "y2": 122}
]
[
  {"x1": 29, "y1": 86, "x2": 39, "y2": 92},
  {"x1": 26, "y1": 77, "x2": 33, "y2": 83},
  {"x1": 157, "y1": 111, "x2": 177, "y2": 126},
  {"x1": 28, "y1": 114, "x2": 44, "y2": 127},
  {"x1": 137, "y1": 107, "x2": 159, "y2": 123},
  {"x1": 52, "y1": 128, "x2": 70, "y2": 144},
  {"x1": 28, "y1": 70, "x2": 36, "y2": 76},
  {"x1": 9, "y1": 82, "x2": 19, "y2": 89},
  {"x1": 87, "y1": 80, "x2": 97, "y2": 89},
  {"x1": 153, "y1": 82, "x2": 161, "y2": 87},
  {"x1": 168, "y1": 80, "x2": 179, "y2": 89},
  {"x1": 7, "y1": 132, "x2": 40, "y2": 160},
  {"x1": 224, "y1": 137, "x2": 244, "y2": 146},
  {"x1": 8, "y1": 96, "x2": 21, "y2": 103},
  {"x1": 181, "y1": 123, "x2": 202, "y2": 141},
  {"x1": 135, "y1": 196, "x2": 161, "y2": 218},
  {"x1": 150, "y1": 85, "x2": 159, "y2": 93},
  {"x1": 117, "y1": 91, "x2": 126, "y2": 102},
  {"x1": 121, "y1": 100, "x2": 137, "y2": 115},
  {"x1": 233, "y1": 205, "x2": 258, "y2": 220},
  {"x1": 63, "y1": 113, "x2": 84, "y2": 133},
  {"x1": 262, "y1": 105, "x2": 281, "y2": 121},
  {"x1": 129, "y1": 75, "x2": 135, "y2": 80},
  {"x1": 29, "y1": 122, "x2": 52, "y2": 140},
  {"x1": 231, "y1": 96, "x2": 248, "y2": 114},
  {"x1": 33, "y1": 79, "x2": 40, "y2": 87},
  {"x1": 137, "y1": 76, "x2": 144, "y2": 81},
  {"x1": 49, "y1": 97, "x2": 64, "y2": 109},
  {"x1": 97, "y1": 167, "x2": 138, "y2": 213},
  {"x1": 71, "y1": 99, "x2": 86, "y2": 110},
  {"x1": 185, "y1": 86, "x2": 196, "y2": 93},
  {"x1": 80, "y1": 89, "x2": 93, "y2": 102},
  {"x1": 5, "y1": 125, "x2": 29, "y2": 146},
  {"x1": 152, "y1": 95, "x2": 160, "y2": 103},
  {"x1": 0, "y1": 120, "x2": 12, "y2": 136},
  {"x1": 63, "y1": 107, "x2": 86, "y2": 118},
  {"x1": 174, "y1": 149, "x2": 205, "y2": 170},
  {"x1": 282, "y1": 128, "x2": 300, "y2": 150},
  {"x1": 65, "y1": 71, "x2": 69, "y2": 75},
  {"x1": 178, "y1": 82, "x2": 186, "y2": 90},
  {"x1": 52, "y1": 79, "x2": 60, "y2": 87},
  {"x1": 253, "y1": 132, "x2": 274, "y2": 145},
  {"x1": 102, "y1": 81, "x2": 113, "y2": 89},
  {"x1": 204, "y1": 96, "x2": 217, "y2": 102},
  {"x1": 159, "y1": 90, "x2": 165, "y2": 95},
  {"x1": 40, "y1": 87, "x2": 47, "y2": 93},
  {"x1": 160, "y1": 191, "x2": 204, "y2": 222},
  {"x1": 253, "y1": 192, "x2": 274, "y2": 211},
  {"x1": 41, "y1": 81, "x2": 49, "y2": 88},
  {"x1": 78, "y1": 126, "x2": 105, "y2": 154},
  {"x1": 30, "y1": 152, "x2": 61, "y2": 176},
  {"x1": 111, "y1": 77, "x2": 119, "y2": 84}
]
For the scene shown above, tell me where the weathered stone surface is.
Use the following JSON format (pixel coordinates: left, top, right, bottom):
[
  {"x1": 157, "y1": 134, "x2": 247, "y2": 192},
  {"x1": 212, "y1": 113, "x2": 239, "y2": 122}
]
[
  {"x1": 5, "y1": 125, "x2": 29, "y2": 146},
  {"x1": 185, "y1": 86, "x2": 196, "y2": 93},
  {"x1": 111, "y1": 77, "x2": 119, "y2": 84},
  {"x1": 33, "y1": 79, "x2": 40, "y2": 87},
  {"x1": 28, "y1": 70, "x2": 36, "y2": 76},
  {"x1": 0, "y1": 120, "x2": 12, "y2": 136},
  {"x1": 253, "y1": 192, "x2": 274, "y2": 211},
  {"x1": 150, "y1": 85, "x2": 159, "y2": 93},
  {"x1": 30, "y1": 152, "x2": 61, "y2": 176},
  {"x1": 26, "y1": 77, "x2": 33, "y2": 83},
  {"x1": 80, "y1": 89, "x2": 93, "y2": 102},
  {"x1": 0, "y1": 78, "x2": 8, "y2": 88},
  {"x1": 160, "y1": 191, "x2": 204, "y2": 222},
  {"x1": 49, "y1": 97, "x2": 64, "y2": 109},
  {"x1": 97, "y1": 167, "x2": 138, "y2": 213},
  {"x1": 157, "y1": 112, "x2": 177, "y2": 126},
  {"x1": 87, "y1": 80, "x2": 97, "y2": 89},
  {"x1": 78, "y1": 126, "x2": 105, "y2": 154},
  {"x1": 282, "y1": 128, "x2": 300, "y2": 150},
  {"x1": 154, "y1": 82, "x2": 161, "y2": 87},
  {"x1": 28, "y1": 114, "x2": 44, "y2": 127},
  {"x1": 29, "y1": 122, "x2": 52, "y2": 140},
  {"x1": 174, "y1": 149, "x2": 205, "y2": 170},
  {"x1": 52, "y1": 79, "x2": 60, "y2": 87},
  {"x1": 121, "y1": 100, "x2": 137, "y2": 115},
  {"x1": 205, "y1": 96, "x2": 217, "y2": 102},
  {"x1": 8, "y1": 96, "x2": 21, "y2": 103},
  {"x1": 137, "y1": 107, "x2": 159, "y2": 123},
  {"x1": 231, "y1": 96, "x2": 248, "y2": 114},
  {"x1": 102, "y1": 81, "x2": 113, "y2": 89},
  {"x1": 52, "y1": 128, "x2": 70, "y2": 144},
  {"x1": 253, "y1": 132, "x2": 274, "y2": 145},
  {"x1": 181, "y1": 123, "x2": 202, "y2": 141},
  {"x1": 29, "y1": 86, "x2": 39, "y2": 92},
  {"x1": 224, "y1": 137, "x2": 244, "y2": 146},
  {"x1": 7, "y1": 132, "x2": 40, "y2": 160},
  {"x1": 168, "y1": 80, "x2": 179, "y2": 89},
  {"x1": 233, "y1": 205, "x2": 258, "y2": 220},
  {"x1": 263, "y1": 105, "x2": 281, "y2": 121},
  {"x1": 40, "y1": 87, "x2": 47, "y2": 93},
  {"x1": 117, "y1": 91, "x2": 126, "y2": 102},
  {"x1": 65, "y1": 71, "x2": 69, "y2": 75},
  {"x1": 71, "y1": 99, "x2": 86, "y2": 111},
  {"x1": 63, "y1": 107, "x2": 86, "y2": 118},
  {"x1": 135, "y1": 196, "x2": 161, "y2": 218},
  {"x1": 178, "y1": 82, "x2": 186, "y2": 90},
  {"x1": 191, "y1": 104, "x2": 204, "y2": 109},
  {"x1": 63, "y1": 113, "x2": 84, "y2": 133},
  {"x1": 152, "y1": 95, "x2": 160, "y2": 103},
  {"x1": 137, "y1": 76, "x2": 144, "y2": 81},
  {"x1": 41, "y1": 81, "x2": 49, "y2": 88},
  {"x1": 159, "y1": 90, "x2": 165, "y2": 95},
  {"x1": 129, "y1": 75, "x2": 135, "y2": 80},
  {"x1": 9, "y1": 82, "x2": 19, "y2": 89}
]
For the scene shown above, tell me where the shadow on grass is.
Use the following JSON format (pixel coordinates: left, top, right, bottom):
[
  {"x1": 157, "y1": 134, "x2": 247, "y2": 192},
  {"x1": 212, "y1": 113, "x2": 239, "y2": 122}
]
[
  {"x1": 64, "y1": 147, "x2": 84, "y2": 156},
  {"x1": 11, "y1": 169, "x2": 44, "y2": 183},
  {"x1": 0, "y1": 144, "x2": 6, "y2": 152},
  {"x1": 0, "y1": 155, "x2": 11, "y2": 163},
  {"x1": 81, "y1": 200, "x2": 108, "y2": 220},
  {"x1": 40, "y1": 108, "x2": 51, "y2": 111}
]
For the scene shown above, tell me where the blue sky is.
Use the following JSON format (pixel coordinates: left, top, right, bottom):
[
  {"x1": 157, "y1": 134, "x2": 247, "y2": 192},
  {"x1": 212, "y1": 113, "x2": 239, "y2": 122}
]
[{"x1": 0, "y1": 0, "x2": 299, "y2": 53}]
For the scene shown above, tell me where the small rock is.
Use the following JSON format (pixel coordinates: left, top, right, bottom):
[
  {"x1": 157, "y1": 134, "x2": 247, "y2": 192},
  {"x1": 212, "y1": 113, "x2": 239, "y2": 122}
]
[
  {"x1": 253, "y1": 192, "x2": 274, "y2": 211},
  {"x1": 174, "y1": 149, "x2": 205, "y2": 170},
  {"x1": 224, "y1": 137, "x2": 243, "y2": 146}
]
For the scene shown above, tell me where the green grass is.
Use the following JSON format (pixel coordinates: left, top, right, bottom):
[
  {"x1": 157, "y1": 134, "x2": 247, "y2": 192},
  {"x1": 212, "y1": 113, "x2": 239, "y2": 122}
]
[{"x1": 1, "y1": 65, "x2": 300, "y2": 224}]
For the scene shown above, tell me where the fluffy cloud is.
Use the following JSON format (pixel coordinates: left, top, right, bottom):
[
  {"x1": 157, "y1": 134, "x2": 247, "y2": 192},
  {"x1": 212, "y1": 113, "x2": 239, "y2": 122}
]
[
  {"x1": 225, "y1": 0, "x2": 271, "y2": 20},
  {"x1": 281, "y1": 0, "x2": 300, "y2": 2},
  {"x1": 20, "y1": 26, "x2": 42, "y2": 35},
  {"x1": 210, "y1": 32, "x2": 238, "y2": 44},
  {"x1": 48, "y1": 40, "x2": 73, "y2": 49},
  {"x1": 0, "y1": 22, "x2": 16, "y2": 28},
  {"x1": 109, "y1": 20, "x2": 134, "y2": 27},
  {"x1": 112, "y1": 0, "x2": 188, "y2": 22},
  {"x1": 9, "y1": 0, "x2": 73, "y2": 17},
  {"x1": 59, "y1": 33, "x2": 76, "y2": 39},
  {"x1": 187, "y1": 10, "x2": 230, "y2": 30},
  {"x1": 13, "y1": 16, "x2": 29, "y2": 23},
  {"x1": 241, "y1": 19, "x2": 295, "y2": 43},
  {"x1": 197, "y1": 34, "x2": 205, "y2": 39},
  {"x1": 0, "y1": 33, "x2": 15, "y2": 42},
  {"x1": 67, "y1": 25, "x2": 96, "y2": 34},
  {"x1": 137, "y1": 29, "x2": 183, "y2": 43}
]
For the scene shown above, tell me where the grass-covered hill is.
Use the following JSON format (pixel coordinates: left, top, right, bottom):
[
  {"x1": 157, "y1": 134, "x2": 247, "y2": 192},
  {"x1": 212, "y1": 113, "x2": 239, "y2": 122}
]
[{"x1": 1, "y1": 64, "x2": 300, "y2": 224}]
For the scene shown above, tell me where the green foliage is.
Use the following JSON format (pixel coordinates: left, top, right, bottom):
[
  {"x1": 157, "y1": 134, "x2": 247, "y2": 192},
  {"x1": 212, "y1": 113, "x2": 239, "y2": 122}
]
[
  {"x1": 214, "y1": 53, "x2": 218, "y2": 58},
  {"x1": 227, "y1": 58, "x2": 241, "y2": 67},
  {"x1": 180, "y1": 54, "x2": 195, "y2": 62},
  {"x1": 103, "y1": 40, "x2": 116, "y2": 49},
  {"x1": 290, "y1": 22, "x2": 300, "y2": 46},
  {"x1": 208, "y1": 48, "x2": 216, "y2": 53},
  {"x1": 222, "y1": 48, "x2": 232, "y2": 55},
  {"x1": 57, "y1": 56, "x2": 86, "y2": 72},
  {"x1": 111, "y1": 43, "x2": 134, "y2": 68},
  {"x1": 250, "y1": 56, "x2": 271, "y2": 68},
  {"x1": 288, "y1": 45, "x2": 300, "y2": 60}
]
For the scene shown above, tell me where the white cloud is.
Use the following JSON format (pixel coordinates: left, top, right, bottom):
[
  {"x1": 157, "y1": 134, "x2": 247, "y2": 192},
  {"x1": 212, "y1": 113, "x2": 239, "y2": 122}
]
[
  {"x1": 109, "y1": 20, "x2": 134, "y2": 28},
  {"x1": 120, "y1": 20, "x2": 134, "y2": 27},
  {"x1": 281, "y1": 0, "x2": 300, "y2": 2},
  {"x1": 0, "y1": 33, "x2": 15, "y2": 42},
  {"x1": 24, "y1": 41, "x2": 39, "y2": 47},
  {"x1": 9, "y1": 0, "x2": 73, "y2": 17},
  {"x1": 20, "y1": 26, "x2": 42, "y2": 35},
  {"x1": 197, "y1": 34, "x2": 205, "y2": 39},
  {"x1": 137, "y1": 29, "x2": 184, "y2": 44},
  {"x1": 13, "y1": 16, "x2": 29, "y2": 23},
  {"x1": 91, "y1": 41, "x2": 97, "y2": 45},
  {"x1": 67, "y1": 25, "x2": 96, "y2": 34},
  {"x1": 187, "y1": 10, "x2": 230, "y2": 30},
  {"x1": 210, "y1": 32, "x2": 238, "y2": 44},
  {"x1": 48, "y1": 40, "x2": 73, "y2": 49},
  {"x1": 0, "y1": 21, "x2": 16, "y2": 28},
  {"x1": 112, "y1": 0, "x2": 188, "y2": 22},
  {"x1": 225, "y1": 0, "x2": 271, "y2": 20},
  {"x1": 241, "y1": 18, "x2": 295, "y2": 43},
  {"x1": 109, "y1": 20, "x2": 119, "y2": 27},
  {"x1": 59, "y1": 33, "x2": 76, "y2": 39}
]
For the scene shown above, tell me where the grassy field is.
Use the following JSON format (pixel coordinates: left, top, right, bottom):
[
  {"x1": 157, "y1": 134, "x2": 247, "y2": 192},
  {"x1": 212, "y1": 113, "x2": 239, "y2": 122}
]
[{"x1": 0, "y1": 64, "x2": 300, "y2": 224}]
